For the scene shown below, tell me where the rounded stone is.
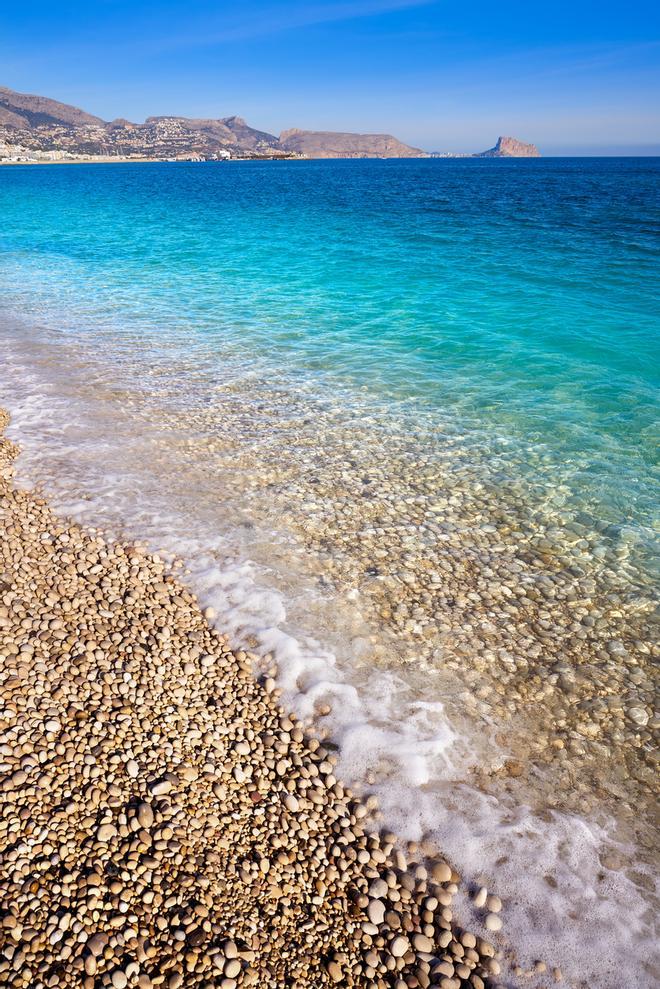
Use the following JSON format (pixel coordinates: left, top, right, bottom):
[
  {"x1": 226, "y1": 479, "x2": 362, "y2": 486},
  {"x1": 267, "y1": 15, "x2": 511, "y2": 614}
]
[
  {"x1": 136, "y1": 801, "x2": 155, "y2": 828},
  {"x1": 473, "y1": 886, "x2": 487, "y2": 908},
  {"x1": 485, "y1": 894, "x2": 502, "y2": 913},
  {"x1": 367, "y1": 899, "x2": 385, "y2": 925},
  {"x1": 283, "y1": 793, "x2": 299, "y2": 812},
  {"x1": 412, "y1": 933, "x2": 434, "y2": 953},
  {"x1": 97, "y1": 823, "x2": 117, "y2": 842},
  {"x1": 87, "y1": 934, "x2": 107, "y2": 957},
  {"x1": 326, "y1": 960, "x2": 343, "y2": 983},
  {"x1": 368, "y1": 878, "x2": 388, "y2": 898},
  {"x1": 390, "y1": 935, "x2": 411, "y2": 958},
  {"x1": 431, "y1": 862, "x2": 452, "y2": 883}
]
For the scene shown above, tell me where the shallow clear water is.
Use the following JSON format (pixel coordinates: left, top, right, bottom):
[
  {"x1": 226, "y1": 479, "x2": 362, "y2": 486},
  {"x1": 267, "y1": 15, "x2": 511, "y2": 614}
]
[{"x1": 0, "y1": 158, "x2": 658, "y2": 987}]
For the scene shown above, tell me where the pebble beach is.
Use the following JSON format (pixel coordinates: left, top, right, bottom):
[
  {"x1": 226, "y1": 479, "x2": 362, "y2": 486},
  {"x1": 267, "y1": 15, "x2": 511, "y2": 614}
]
[{"x1": 0, "y1": 407, "x2": 514, "y2": 989}]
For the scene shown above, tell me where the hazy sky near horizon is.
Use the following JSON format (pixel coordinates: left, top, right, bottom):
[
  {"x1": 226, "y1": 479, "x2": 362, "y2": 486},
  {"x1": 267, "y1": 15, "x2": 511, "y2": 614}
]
[{"x1": 2, "y1": 0, "x2": 659, "y2": 154}]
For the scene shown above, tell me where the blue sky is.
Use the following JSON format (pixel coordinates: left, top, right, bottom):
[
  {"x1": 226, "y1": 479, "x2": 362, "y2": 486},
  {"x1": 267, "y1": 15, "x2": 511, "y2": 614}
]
[{"x1": 2, "y1": 0, "x2": 659, "y2": 153}]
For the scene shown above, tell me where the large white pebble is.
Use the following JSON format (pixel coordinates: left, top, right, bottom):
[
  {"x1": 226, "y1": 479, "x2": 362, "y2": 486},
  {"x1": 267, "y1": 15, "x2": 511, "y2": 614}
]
[
  {"x1": 390, "y1": 935, "x2": 410, "y2": 958},
  {"x1": 284, "y1": 794, "x2": 299, "y2": 812},
  {"x1": 367, "y1": 899, "x2": 385, "y2": 925},
  {"x1": 473, "y1": 886, "x2": 487, "y2": 908}
]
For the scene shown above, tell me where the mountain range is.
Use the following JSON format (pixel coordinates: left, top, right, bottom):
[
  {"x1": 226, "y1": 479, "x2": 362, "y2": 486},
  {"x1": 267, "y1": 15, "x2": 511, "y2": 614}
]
[{"x1": 0, "y1": 86, "x2": 540, "y2": 162}]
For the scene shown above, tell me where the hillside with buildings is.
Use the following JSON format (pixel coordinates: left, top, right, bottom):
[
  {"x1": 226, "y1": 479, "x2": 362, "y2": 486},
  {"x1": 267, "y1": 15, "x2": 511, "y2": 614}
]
[{"x1": 0, "y1": 86, "x2": 539, "y2": 162}]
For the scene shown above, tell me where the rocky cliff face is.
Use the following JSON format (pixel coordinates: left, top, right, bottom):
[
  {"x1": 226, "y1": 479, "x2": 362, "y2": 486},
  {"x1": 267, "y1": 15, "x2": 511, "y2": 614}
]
[
  {"x1": 279, "y1": 128, "x2": 427, "y2": 158},
  {"x1": 476, "y1": 135, "x2": 540, "y2": 157}
]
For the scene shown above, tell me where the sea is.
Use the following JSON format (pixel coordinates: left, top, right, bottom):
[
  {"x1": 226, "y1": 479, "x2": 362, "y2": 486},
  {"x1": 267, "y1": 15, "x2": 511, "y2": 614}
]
[{"x1": 0, "y1": 157, "x2": 658, "y2": 987}]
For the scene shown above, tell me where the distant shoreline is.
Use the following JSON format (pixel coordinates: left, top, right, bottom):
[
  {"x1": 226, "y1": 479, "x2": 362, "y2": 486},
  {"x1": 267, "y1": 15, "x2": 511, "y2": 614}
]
[
  {"x1": 0, "y1": 155, "x2": 538, "y2": 167},
  {"x1": 0, "y1": 156, "x2": 427, "y2": 166},
  {"x1": 0, "y1": 156, "x2": 159, "y2": 166},
  {"x1": 0, "y1": 156, "x2": 300, "y2": 166},
  {"x1": 2, "y1": 155, "x2": 656, "y2": 168}
]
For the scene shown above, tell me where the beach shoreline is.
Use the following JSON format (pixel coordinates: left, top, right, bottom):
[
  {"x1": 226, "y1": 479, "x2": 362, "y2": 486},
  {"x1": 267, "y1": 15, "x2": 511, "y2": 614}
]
[
  {"x1": 0, "y1": 156, "x2": 304, "y2": 166},
  {"x1": 0, "y1": 405, "x2": 510, "y2": 989},
  {"x1": 0, "y1": 157, "x2": 163, "y2": 166}
]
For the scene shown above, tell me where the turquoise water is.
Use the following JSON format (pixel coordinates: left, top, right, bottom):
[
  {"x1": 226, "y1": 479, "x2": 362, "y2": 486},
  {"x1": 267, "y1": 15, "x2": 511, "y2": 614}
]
[
  {"x1": 0, "y1": 158, "x2": 658, "y2": 567},
  {"x1": 0, "y1": 158, "x2": 659, "y2": 987}
]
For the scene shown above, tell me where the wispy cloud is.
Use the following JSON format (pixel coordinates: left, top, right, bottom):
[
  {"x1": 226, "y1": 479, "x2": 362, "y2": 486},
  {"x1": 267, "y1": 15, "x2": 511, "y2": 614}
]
[{"x1": 145, "y1": 0, "x2": 438, "y2": 51}]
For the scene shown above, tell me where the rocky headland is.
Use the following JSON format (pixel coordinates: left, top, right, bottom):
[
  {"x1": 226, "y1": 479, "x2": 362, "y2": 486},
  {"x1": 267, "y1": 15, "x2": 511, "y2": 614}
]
[{"x1": 278, "y1": 129, "x2": 426, "y2": 159}]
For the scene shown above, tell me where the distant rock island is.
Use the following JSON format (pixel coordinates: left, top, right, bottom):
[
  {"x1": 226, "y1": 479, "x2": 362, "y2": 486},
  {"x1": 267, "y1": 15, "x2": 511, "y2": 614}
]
[
  {"x1": 0, "y1": 86, "x2": 540, "y2": 162},
  {"x1": 475, "y1": 136, "x2": 540, "y2": 158}
]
